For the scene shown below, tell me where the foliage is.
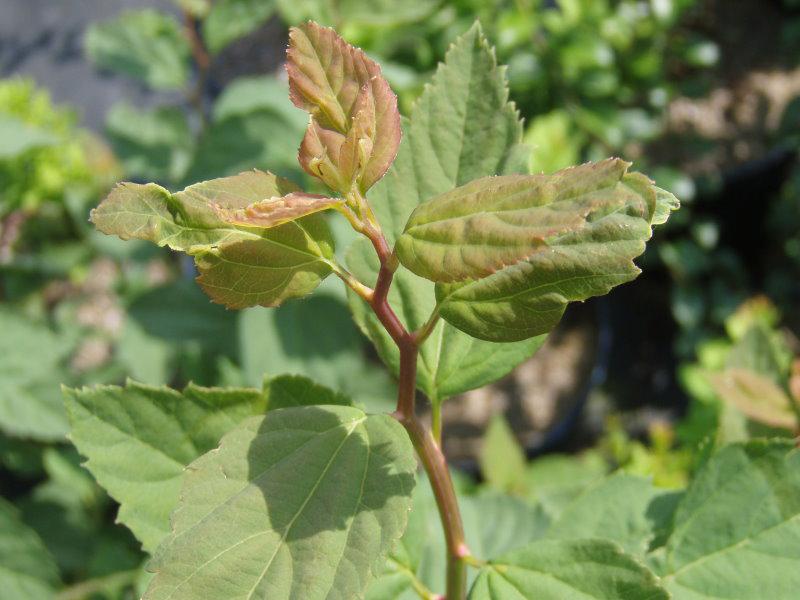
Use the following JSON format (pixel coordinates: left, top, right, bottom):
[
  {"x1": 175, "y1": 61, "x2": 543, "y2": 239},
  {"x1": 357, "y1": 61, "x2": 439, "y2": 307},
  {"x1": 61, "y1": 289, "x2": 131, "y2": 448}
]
[{"x1": 72, "y1": 19, "x2": 684, "y2": 600}]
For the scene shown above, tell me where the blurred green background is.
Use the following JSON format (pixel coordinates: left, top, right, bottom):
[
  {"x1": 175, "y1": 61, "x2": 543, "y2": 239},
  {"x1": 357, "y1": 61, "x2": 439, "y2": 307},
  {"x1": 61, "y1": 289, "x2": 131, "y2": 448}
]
[{"x1": 0, "y1": 0, "x2": 798, "y2": 597}]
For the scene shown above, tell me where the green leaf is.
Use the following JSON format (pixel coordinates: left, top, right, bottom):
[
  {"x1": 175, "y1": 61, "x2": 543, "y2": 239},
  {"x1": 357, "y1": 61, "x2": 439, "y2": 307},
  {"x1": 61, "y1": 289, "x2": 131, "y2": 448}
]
[
  {"x1": 63, "y1": 381, "x2": 269, "y2": 552},
  {"x1": 184, "y1": 109, "x2": 306, "y2": 185},
  {"x1": 346, "y1": 24, "x2": 542, "y2": 401},
  {"x1": 0, "y1": 114, "x2": 56, "y2": 159},
  {"x1": 105, "y1": 104, "x2": 193, "y2": 183},
  {"x1": 0, "y1": 309, "x2": 70, "y2": 441},
  {"x1": 203, "y1": 0, "x2": 276, "y2": 54},
  {"x1": 145, "y1": 405, "x2": 416, "y2": 600},
  {"x1": 347, "y1": 239, "x2": 544, "y2": 402},
  {"x1": 84, "y1": 10, "x2": 190, "y2": 90},
  {"x1": 480, "y1": 415, "x2": 528, "y2": 495},
  {"x1": 545, "y1": 473, "x2": 680, "y2": 557},
  {"x1": 238, "y1": 294, "x2": 396, "y2": 413},
  {"x1": 90, "y1": 170, "x2": 335, "y2": 308},
  {"x1": 660, "y1": 440, "x2": 800, "y2": 599},
  {"x1": 427, "y1": 163, "x2": 678, "y2": 341},
  {"x1": 525, "y1": 452, "x2": 609, "y2": 520},
  {"x1": 0, "y1": 498, "x2": 59, "y2": 599},
  {"x1": 276, "y1": 0, "x2": 437, "y2": 27},
  {"x1": 469, "y1": 539, "x2": 669, "y2": 600},
  {"x1": 64, "y1": 376, "x2": 347, "y2": 554},
  {"x1": 288, "y1": 22, "x2": 400, "y2": 193},
  {"x1": 212, "y1": 76, "x2": 307, "y2": 129}
]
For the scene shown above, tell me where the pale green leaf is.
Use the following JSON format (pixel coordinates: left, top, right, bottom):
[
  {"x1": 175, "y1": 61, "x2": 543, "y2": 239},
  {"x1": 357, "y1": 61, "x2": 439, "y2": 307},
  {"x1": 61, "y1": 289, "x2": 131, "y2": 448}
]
[
  {"x1": 525, "y1": 452, "x2": 609, "y2": 520},
  {"x1": 203, "y1": 0, "x2": 276, "y2": 54},
  {"x1": 431, "y1": 163, "x2": 678, "y2": 341},
  {"x1": 480, "y1": 415, "x2": 528, "y2": 495},
  {"x1": 0, "y1": 114, "x2": 56, "y2": 159},
  {"x1": 660, "y1": 440, "x2": 800, "y2": 599},
  {"x1": 0, "y1": 498, "x2": 59, "y2": 600},
  {"x1": 546, "y1": 473, "x2": 681, "y2": 557},
  {"x1": 84, "y1": 10, "x2": 190, "y2": 90},
  {"x1": 91, "y1": 170, "x2": 335, "y2": 308},
  {"x1": 0, "y1": 309, "x2": 70, "y2": 441},
  {"x1": 469, "y1": 539, "x2": 669, "y2": 600},
  {"x1": 212, "y1": 77, "x2": 307, "y2": 129},
  {"x1": 145, "y1": 405, "x2": 416, "y2": 600},
  {"x1": 63, "y1": 381, "x2": 269, "y2": 552}
]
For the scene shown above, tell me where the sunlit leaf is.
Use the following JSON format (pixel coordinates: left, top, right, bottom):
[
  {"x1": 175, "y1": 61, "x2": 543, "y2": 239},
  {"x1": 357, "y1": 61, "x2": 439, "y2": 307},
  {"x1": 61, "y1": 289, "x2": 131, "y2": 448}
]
[
  {"x1": 91, "y1": 170, "x2": 335, "y2": 308},
  {"x1": 480, "y1": 415, "x2": 528, "y2": 496},
  {"x1": 145, "y1": 405, "x2": 416, "y2": 600},
  {"x1": 213, "y1": 192, "x2": 343, "y2": 229},
  {"x1": 422, "y1": 163, "x2": 678, "y2": 341}
]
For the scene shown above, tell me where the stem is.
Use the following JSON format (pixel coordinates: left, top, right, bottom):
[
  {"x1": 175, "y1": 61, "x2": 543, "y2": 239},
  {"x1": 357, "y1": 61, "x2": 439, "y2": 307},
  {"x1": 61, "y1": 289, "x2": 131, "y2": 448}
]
[
  {"x1": 431, "y1": 400, "x2": 443, "y2": 445},
  {"x1": 182, "y1": 10, "x2": 210, "y2": 128},
  {"x1": 357, "y1": 205, "x2": 469, "y2": 599}
]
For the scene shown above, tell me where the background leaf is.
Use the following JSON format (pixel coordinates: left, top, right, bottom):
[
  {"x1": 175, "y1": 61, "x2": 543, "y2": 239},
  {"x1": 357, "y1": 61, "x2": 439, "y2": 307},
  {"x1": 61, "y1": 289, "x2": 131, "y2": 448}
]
[
  {"x1": 659, "y1": 440, "x2": 800, "y2": 599},
  {"x1": 0, "y1": 497, "x2": 59, "y2": 600},
  {"x1": 84, "y1": 10, "x2": 190, "y2": 90},
  {"x1": 145, "y1": 405, "x2": 416, "y2": 600},
  {"x1": 0, "y1": 309, "x2": 71, "y2": 441},
  {"x1": 203, "y1": 0, "x2": 277, "y2": 55},
  {"x1": 469, "y1": 539, "x2": 669, "y2": 600}
]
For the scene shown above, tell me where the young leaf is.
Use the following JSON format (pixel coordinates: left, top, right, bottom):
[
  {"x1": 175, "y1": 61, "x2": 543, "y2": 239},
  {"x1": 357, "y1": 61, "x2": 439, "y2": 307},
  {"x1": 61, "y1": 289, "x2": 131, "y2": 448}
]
[
  {"x1": 660, "y1": 440, "x2": 800, "y2": 598},
  {"x1": 469, "y1": 539, "x2": 669, "y2": 600},
  {"x1": 346, "y1": 24, "x2": 541, "y2": 402},
  {"x1": 91, "y1": 170, "x2": 336, "y2": 308},
  {"x1": 213, "y1": 192, "x2": 343, "y2": 228},
  {"x1": 145, "y1": 406, "x2": 416, "y2": 600},
  {"x1": 62, "y1": 376, "x2": 346, "y2": 553},
  {"x1": 708, "y1": 368, "x2": 797, "y2": 430},
  {"x1": 0, "y1": 498, "x2": 60, "y2": 600},
  {"x1": 396, "y1": 160, "x2": 656, "y2": 282},
  {"x1": 287, "y1": 21, "x2": 400, "y2": 193},
  {"x1": 84, "y1": 10, "x2": 190, "y2": 90},
  {"x1": 422, "y1": 164, "x2": 679, "y2": 342}
]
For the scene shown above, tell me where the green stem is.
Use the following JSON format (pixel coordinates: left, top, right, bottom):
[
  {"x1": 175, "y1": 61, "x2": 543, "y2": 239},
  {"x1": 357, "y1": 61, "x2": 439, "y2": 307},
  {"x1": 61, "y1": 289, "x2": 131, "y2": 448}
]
[{"x1": 431, "y1": 399, "x2": 443, "y2": 445}]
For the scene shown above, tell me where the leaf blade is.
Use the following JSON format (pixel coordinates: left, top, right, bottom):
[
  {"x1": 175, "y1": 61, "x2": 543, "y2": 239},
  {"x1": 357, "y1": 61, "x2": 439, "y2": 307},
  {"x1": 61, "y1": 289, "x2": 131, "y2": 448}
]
[{"x1": 144, "y1": 406, "x2": 416, "y2": 600}]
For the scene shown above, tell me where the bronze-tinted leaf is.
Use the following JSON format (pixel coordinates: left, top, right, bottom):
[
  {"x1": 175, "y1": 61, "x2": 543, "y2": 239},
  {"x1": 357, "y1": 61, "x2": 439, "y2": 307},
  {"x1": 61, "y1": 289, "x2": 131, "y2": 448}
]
[
  {"x1": 213, "y1": 192, "x2": 343, "y2": 229},
  {"x1": 708, "y1": 368, "x2": 797, "y2": 431},
  {"x1": 287, "y1": 21, "x2": 400, "y2": 193}
]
